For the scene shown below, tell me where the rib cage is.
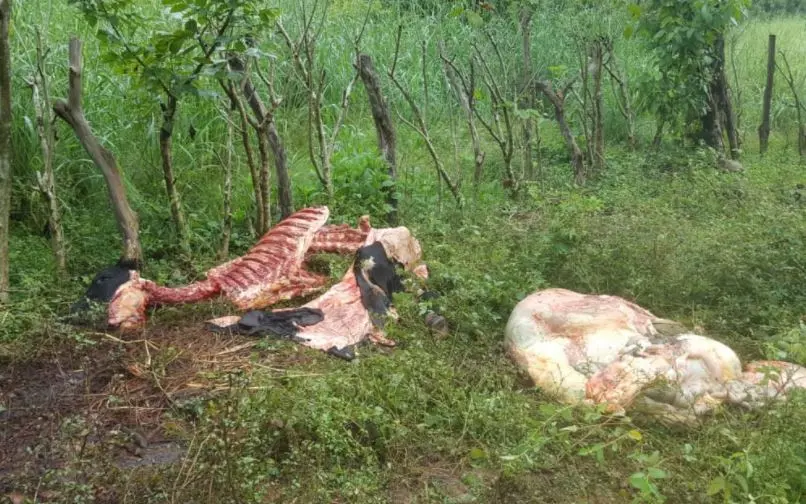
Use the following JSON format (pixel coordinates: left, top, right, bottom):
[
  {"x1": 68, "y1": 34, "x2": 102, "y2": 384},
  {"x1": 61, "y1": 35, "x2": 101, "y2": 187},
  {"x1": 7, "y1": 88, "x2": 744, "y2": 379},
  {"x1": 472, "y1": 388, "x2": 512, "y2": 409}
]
[{"x1": 108, "y1": 207, "x2": 376, "y2": 329}]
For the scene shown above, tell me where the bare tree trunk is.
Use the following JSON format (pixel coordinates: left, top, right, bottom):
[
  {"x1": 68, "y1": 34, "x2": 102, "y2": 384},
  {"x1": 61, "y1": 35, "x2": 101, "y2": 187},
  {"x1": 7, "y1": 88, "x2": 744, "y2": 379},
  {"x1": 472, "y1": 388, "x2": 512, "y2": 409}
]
[
  {"x1": 520, "y1": 9, "x2": 536, "y2": 179},
  {"x1": 219, "y1": 105, "x2": 233, "y2": 260},
  {"x1": 228, "y1": 56, "x2": 293, "y2": 218},
  {"x1": 277, "y1": 17, "x2": 362, "y2": 208},
  {"x1": 589, "y1": 39, "x2": 605, "y2": 172},
  {"x1": 701, "y1": 97, "x2": 724, "y2": 153},
  {"x1": 605, "y1": 46, "x2": 637, "y2": 150},
  {"x1": 53, "y1": 38, "x2": 142, "y2": 266},
  {"x1": 223, "y1": 80, "x2": 264, "y2": 233},
  {"x1": 473, "y1": 35, "x2": 517, "y2": 193},
  {"x1": 439, "y1": 49, "x2": 485, "y2": 188},
  {"x1": 700, "y1": 35, "x2": 738, "y2": 158},
  {"x1": 388, "y1": 26, "x2": 463, "y2": 206},
  {"x1": 801, "y1": 124, "x2": 806, "y2": 158},
  {"x1": 28, "y1": 29, "x2": 66, "y2": 276},
  {"x1": 236, "y1": 97, "x2": 264, "y2": 233},
  {"x1": 357, "y1": 53, "x2": 399, "y2": 225},
  {"x1": 0, "y1": 0, "x2": 11, "y2": 303},
  {"x1": 728, "y1": 31, "x2": 744, "y2": 149},
  {"x1": 714, "y1": 37, "x2": 739, "y2": 159},
  {"x1": 537, "y1": 80, "x2": 585, "y2": 185},
  {"x1": 577, "y1": 48, "x2": 593, "y2": 166},
  {"x1": 267, "y1": 121, "x2": 292, "y2": 219},
  {"x1": 159, "y1": 95, "x2": 190, "y2": 252},
  {"x1": 308, "y1": 78, "x2": 334, "y2": 199},
  {"x1": 777, "y1": 51, "x2": 806, "y2": 157},
  {"x1": 759, "y1": 34, "x2": 776, "y2": 155},
  {"x1": 653, "y1": 118, "x2": 665, "y2": 148},
  {"x1": 256, "y1": 123, "x2": 272, "y2": 231}
]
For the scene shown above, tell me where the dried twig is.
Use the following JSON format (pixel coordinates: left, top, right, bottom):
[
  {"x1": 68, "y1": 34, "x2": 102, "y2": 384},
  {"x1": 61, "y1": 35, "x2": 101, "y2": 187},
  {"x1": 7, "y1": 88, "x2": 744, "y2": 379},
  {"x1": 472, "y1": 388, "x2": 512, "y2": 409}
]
[
  {"x1": 776, "y1": 50, "x2": 806, "y2": 157},
  {"x1": 438, "y1": 46, "x2": 485, "y2": 188},
  {"x1": 387, "y1": 25, "x2": 463, "y2": 206}
]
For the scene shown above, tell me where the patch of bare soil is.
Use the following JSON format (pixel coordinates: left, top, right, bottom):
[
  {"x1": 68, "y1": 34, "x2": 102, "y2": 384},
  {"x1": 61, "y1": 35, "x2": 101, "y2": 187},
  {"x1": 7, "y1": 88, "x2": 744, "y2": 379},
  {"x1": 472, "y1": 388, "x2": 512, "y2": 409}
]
[
  {"x1": 385, "y1": 450, "x2": 635, "y2": 504},
  {"x1": 387, "y1": 455, "x2": 499, "y2": 504},
  {"x1": 483, "y1": 462, "x2": 631, "y2": 504},
  {"x1": 0, "y1": 315, "x2": 318, "y2": 501}
]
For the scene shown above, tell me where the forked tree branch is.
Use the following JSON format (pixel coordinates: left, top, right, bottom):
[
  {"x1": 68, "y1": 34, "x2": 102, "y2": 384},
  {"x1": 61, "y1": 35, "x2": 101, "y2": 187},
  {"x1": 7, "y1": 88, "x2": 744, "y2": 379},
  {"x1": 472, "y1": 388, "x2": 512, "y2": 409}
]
[{"x1": 53, "y1": 37, "x2": 142, "y2": 264}]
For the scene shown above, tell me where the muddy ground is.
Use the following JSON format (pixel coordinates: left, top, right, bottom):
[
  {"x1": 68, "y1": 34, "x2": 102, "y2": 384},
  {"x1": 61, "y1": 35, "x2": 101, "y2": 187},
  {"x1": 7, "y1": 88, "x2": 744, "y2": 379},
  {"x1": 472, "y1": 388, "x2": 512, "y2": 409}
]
[{"x1": 0, "y1": 309, "x2": 319, "y2": 502}]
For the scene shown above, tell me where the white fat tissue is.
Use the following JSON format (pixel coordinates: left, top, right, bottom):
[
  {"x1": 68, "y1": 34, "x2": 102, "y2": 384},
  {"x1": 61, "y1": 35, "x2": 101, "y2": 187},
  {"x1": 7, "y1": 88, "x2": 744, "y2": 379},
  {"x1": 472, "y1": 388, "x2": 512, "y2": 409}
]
[
  {"x1": 505, "y1": 288, "x2": 806, "y2": 424},
  {"x1": 269, "y1": 226, "x2": 424, "y2": 352}
]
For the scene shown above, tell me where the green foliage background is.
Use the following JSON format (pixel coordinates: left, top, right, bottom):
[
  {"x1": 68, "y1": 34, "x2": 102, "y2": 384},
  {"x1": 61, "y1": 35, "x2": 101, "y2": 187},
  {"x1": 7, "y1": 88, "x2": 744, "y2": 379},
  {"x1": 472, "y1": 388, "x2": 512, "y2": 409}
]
[{"x1": 3, "y1": 0, "x2": 806, "y2": 502}]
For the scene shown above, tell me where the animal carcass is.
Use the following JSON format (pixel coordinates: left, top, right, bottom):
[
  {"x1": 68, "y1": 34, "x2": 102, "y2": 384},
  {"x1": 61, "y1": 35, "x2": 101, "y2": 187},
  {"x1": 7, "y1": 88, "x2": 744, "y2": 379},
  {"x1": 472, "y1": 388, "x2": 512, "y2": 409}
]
[
  {"x1": 505, "y1": 288, "x2": 806, "y2": 423},
  {"x1": 727, "y1": 360, "x2": 806, "y2": 409},
  {"x1": 207, "y1": 225, "x2": 425, "y2": 359},
  {"x1": 504, "y1": 288, "x2": 667, "y2": 404},
  {"x1": 99, "y1": 206, "x2": 426, "y2": 331}
]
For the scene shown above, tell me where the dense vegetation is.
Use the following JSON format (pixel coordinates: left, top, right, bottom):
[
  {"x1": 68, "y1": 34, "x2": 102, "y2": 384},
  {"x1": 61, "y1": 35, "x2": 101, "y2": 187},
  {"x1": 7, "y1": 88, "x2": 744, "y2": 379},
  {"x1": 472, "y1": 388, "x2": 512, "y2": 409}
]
[{"x1": 2, "y1": 0, "x2": 806, "y2": 502}]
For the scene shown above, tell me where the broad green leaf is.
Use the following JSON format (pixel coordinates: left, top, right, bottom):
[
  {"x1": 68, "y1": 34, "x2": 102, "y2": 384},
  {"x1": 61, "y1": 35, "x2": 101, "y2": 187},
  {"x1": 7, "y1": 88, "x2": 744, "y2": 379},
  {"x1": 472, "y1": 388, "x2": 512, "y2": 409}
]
[
  {"x1": 629, "y1": 473, "x2": 652, "y2": 494},
  {"x1": 735, "y1": 473, "x2": 748, "y2": 493},
  {"x1": 469, "y1": 447, "x2": 486, "y2": 460},
  {"x1": 449, "y1": 6, "x2": 464, "y2": 17},
  {"x1": 169, "y1": 36, "x2": 185, "y2": 54},
  {"x1": 707, "y1": 476, "x2": 726, "y2": 495},
  {"x1": 465, "y1": 10, "x2": 483, "y2": 28}
]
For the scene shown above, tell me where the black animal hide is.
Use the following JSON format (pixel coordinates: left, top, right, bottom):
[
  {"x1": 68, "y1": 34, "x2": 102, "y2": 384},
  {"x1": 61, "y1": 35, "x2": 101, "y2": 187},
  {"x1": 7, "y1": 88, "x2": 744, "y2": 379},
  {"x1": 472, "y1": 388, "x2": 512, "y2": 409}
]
[
  {"x1": 354, "y1": 241, "x2": 404, "y2": 328},
  {"x1": 207, "y1": 307, "x2": 325, "y2": 341},
  {"x1": 70, "y1": 261, "x2": 136, "y2": 314}
]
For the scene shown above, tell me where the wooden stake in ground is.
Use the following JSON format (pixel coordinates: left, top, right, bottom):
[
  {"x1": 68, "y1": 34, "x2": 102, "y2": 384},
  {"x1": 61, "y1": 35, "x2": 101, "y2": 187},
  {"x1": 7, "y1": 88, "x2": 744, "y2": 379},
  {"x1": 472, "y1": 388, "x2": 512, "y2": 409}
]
[
  {"x1": 357, "y1": 53, "x2": 399, "y2": 225},
  {"x1": 759, "y1": 34, "x2": 776, "y2": 155},
  {"x1": 0, "y1": 0, "x2": 11, "y2": 302},
  {"x1": 53, "y1": 37, "x2": 143, "y2": 266},
  {"x1": 28, "y1": 28, "x2": 67, "y2": 276}
]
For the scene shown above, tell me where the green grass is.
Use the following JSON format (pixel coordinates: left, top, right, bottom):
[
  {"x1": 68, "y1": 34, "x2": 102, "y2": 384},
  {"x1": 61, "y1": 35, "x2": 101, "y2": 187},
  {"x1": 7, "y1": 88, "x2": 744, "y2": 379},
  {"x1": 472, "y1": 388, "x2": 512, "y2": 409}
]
[{"x1": 4, "y1": 1, "x2": 806, "y2": 502}]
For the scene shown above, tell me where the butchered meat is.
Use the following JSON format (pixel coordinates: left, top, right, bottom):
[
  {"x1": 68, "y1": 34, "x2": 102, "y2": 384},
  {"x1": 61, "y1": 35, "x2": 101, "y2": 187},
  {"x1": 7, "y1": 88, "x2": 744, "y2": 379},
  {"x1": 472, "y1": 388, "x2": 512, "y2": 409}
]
[
  {"x1": 505, "y1": 288, "x2": 806, "y2": 425},
  {"x1": 206, "y1": 226, "x2": 426, "y2": 358},
  {"x1": 105, "y1": 207, "x2": 386, "y2": 330}
]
